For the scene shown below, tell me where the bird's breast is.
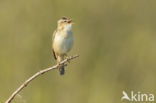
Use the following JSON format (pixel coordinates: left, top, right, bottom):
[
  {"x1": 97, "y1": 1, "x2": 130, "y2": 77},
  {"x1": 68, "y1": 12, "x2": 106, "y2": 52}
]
[{"x1": 53, "y1": 32, "x2": 73, "y2": 55}]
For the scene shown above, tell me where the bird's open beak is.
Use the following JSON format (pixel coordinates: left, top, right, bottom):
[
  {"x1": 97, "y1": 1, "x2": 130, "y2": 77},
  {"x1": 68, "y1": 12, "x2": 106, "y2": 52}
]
[{"x1": 67, "y1": 19, "x2": 72, "y2": 23}]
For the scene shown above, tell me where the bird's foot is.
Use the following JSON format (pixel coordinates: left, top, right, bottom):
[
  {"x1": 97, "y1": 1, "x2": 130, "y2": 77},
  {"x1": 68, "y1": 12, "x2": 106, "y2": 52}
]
[
  {"x1": 66, "y1": 56, "x2": 71, "y2": 63},
  {"x1": 57, "y1": 62, "x2": 61, "y2": 66},
  {"x1": 64, "y1": 54, "x2": 70, "y2": 63}
]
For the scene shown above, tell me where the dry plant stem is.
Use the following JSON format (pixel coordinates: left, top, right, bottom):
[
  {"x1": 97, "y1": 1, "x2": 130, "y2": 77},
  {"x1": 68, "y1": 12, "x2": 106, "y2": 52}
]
[{"x1": 5, "y1": 55, "x2": 79, "y2": 103}]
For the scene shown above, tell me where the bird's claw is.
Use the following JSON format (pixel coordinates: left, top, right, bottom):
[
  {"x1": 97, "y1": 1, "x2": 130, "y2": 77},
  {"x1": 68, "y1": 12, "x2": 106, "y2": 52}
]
[{"x1": 66, "y1": 56, "x2": 70, "y2": 63}]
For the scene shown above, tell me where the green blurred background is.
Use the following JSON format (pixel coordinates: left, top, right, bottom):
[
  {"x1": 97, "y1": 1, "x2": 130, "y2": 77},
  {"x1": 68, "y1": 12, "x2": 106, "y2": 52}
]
[{"x1": 0, "y1": 0, "x2": 156, "y2": 103}]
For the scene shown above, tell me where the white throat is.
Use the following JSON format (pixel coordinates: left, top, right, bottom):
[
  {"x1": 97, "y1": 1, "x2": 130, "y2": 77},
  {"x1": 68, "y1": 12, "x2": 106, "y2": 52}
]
[{"x1": 63, "y1": 24, "x2": 72, "y2": 32}]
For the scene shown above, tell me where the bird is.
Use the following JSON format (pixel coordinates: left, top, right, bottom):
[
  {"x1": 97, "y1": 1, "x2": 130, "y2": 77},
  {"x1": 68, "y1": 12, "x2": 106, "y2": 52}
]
[{"x1": 52, "y1": 16, "x2": 74, "y2": 75}]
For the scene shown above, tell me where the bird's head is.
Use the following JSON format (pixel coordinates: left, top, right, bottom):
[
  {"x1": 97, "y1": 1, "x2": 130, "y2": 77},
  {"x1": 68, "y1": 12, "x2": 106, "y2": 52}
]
[{"x1": 57, "y1": 16, "x2": 72, "y2": 32}]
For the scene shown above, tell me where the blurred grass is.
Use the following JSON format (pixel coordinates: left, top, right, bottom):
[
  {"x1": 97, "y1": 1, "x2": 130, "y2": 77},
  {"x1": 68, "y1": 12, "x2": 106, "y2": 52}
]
[{"x1": 0, "y1": 0, "x2": 156, "y2": 103}]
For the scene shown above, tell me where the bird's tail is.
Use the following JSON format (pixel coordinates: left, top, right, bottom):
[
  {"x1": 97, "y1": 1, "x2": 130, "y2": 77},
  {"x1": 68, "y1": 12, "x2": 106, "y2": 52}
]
[
  {"x1": 57, "y1": 56, "x2": 65, "y2": 75},
  {"x1": 59, "y1": 64, "x2": 65, "y2": 75}
]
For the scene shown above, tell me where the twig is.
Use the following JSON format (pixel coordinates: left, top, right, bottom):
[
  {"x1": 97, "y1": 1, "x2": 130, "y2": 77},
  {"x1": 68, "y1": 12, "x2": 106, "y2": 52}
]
[{"x1": 5, "y1": 55, "x2": 79, "y2": 103}]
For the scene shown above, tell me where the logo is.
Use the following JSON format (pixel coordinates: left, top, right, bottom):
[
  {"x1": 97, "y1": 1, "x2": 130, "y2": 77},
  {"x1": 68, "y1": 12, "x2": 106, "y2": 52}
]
[{"x1": 121, "y1": 90, "x2": 154, "y2": 102}]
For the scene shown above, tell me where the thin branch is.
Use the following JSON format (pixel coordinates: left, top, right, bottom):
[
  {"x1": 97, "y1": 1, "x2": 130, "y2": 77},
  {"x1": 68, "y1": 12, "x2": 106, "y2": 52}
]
[{"x1": 5, "y1": 55, "x2": 79, "y2": 103}]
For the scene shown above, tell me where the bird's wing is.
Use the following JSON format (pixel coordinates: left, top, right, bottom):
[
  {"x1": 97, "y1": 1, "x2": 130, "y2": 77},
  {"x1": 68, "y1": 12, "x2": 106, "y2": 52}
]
[{"x1": 52, "y1": 30, "x2": 57, "y2": 60}]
